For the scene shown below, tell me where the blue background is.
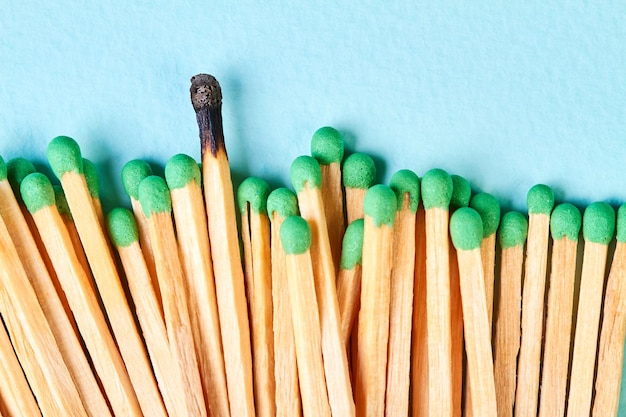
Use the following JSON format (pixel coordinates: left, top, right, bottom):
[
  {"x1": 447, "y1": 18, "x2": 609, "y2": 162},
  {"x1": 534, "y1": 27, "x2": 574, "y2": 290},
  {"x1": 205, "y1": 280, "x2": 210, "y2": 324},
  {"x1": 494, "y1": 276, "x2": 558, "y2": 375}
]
[{"x1": 2, "y1": 0, "x2": 626, "y2": 413}]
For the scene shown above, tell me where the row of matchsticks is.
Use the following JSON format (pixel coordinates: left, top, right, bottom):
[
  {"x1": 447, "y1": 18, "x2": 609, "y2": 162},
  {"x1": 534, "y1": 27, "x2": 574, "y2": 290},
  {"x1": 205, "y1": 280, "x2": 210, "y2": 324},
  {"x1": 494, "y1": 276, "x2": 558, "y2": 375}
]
[{"x1": 0, "y1": 74, "x2": 624, "y2": 417}]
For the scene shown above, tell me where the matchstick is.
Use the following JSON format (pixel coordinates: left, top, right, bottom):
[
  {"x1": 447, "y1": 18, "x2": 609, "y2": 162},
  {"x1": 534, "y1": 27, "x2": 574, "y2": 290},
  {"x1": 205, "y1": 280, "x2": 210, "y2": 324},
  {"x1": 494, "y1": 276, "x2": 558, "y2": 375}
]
[
  {"x1": 165, "y1": 154, "x2": 230, "y2": 417},
  {"x1": 290, "y1": 155, "x2": 356, "y2": 416},
  {"x1": 385, "y1": 169, "x2": 420, "y2": 417},
  {"x1": 337, "y1": 218, "x2": 364, "y2": 346},
  {"x1": 515, "y1": 184, "x2": 554, "y2": 417},
  {"x1": 355, "y1": 184, "x2": 396, "y2": 417},
  {"x1": 566, "y1": 202, "x2": 615, "y2": 417},
  {"x1": 311, "y1": 126, "x2": 345, "y2": 270},
  {"x1": 267, "y1": 187, "x2": 302, "y2": 417},
  {"x1": 592, "y1": 204, "x2": 626, "y2": 417},
  {"x1": 421, "y1": 168, "x2": 454, "y2": 417},
  {"x1": 238, "y1": 176, "x2": 276, "y2": 417},
  {"x1": 343, "y1": 152, "x2": 376, "y2": 223},
  {"x1": 449, "y1": 174, "x2": 471, "y2": 417},
  {"x1": 82, "y1": 158, "x2": 105, "y2": 228},
  {"x1": 21, "y1": 172, "x2": 140, "y2": 417},
  {"x1": 450, "y1": 208, "x2": 497, "y2": 417},
  {"x1": 492, "y1": 211, "x2": 528, "y2": 417},
  {"x1": 191, "y1": 73, "x2": 255, "y2": 417},
  {"x1": 138, "y1": 175, "x2": 207, "y2": 417},
  {"x1": 538, "y1": 203, "x2": 581, "y2": 417},
  {"x1": 47, "y1": 136, "x2": 167, "y2": 417},
  {"x1": 280, "y1": 215, "x2": 332, "y2": 417}
]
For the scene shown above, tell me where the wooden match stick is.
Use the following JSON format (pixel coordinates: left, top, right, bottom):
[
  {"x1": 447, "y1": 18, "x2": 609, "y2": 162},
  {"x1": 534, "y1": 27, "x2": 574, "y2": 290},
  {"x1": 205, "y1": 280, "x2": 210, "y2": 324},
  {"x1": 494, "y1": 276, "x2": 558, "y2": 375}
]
[
  {"x1": 355, "y1": 184, "x2": 396, "y2": 417},
  {"x1": 566, "y1": 202, "x2": 615, "y2": 417},
  {"x1": 47, "y1": 136, "x2": 167, "y2": 417},
  {"x1": 138, "y1": 175, "x2": 207, "y2": 417},
  {"x1": 311, "y1": 126, "x2": 345, "y2": 270},
  {"x1": 450, "y1": 208, "x2": 497, "y2": 417},
  {"x1": 290, "y1": 155, "x2": 356, "y2": 416},
  {"x1": 343, "y1": 152, "x2": 376, "y2": 223},
  {"x1": 493, "y1": 211, "x2": 528, "y2": 417},
  {"x1": 238, "y1": 176, "x2": 276, "y2": 417},
  {"x1": 280, "y1": 215, "x2": 332, "y2": 417},
  {"x1": 449, "y1": 174, "x2": 471, "y2": 417},
  {"x1": 538, "y1": 203, "x2": 581, "y2": 417},
  {"x1": 337, "y1": 218, "x2": 364, "y2": 346},
  {"x1": 267, "y1": 188, "x2": 302, "y2": 417},
  {"x1": 515, "y1": 184, "x2": 554, "y2": 417},
  {"x1": 385, "y1": 170, "x2": 420, "y2": 417},
  {"x1": 592, "y1": 204, "x2": 626, "y2": 417},
  {"x1": 191, "y1": 73, "x2": 255, "y2": 417},
  {"x1": 82, "y1": 158, "x2": 105, "y2": 228},
  {"x1": 421, "y1": 168, "x2": 454, "y2": 417},
  {"x1": 21, "y1": 172, "x2": 140, "y2": 417},
  {"x1": 165, "y1": 154, "x2": 230, "y2": 417}
]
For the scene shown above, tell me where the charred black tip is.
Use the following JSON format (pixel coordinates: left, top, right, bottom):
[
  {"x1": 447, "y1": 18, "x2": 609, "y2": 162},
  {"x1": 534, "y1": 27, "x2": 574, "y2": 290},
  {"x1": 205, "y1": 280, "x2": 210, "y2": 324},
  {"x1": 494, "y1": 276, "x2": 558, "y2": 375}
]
[{"x1": 190, "y1": 74, "x2": 222, "y2": 112}]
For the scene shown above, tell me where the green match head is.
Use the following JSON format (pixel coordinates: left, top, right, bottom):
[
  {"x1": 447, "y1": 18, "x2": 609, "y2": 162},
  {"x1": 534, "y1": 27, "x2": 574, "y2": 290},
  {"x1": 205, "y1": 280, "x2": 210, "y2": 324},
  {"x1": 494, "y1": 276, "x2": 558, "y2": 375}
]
[
  {"x1": 342, "y1": 153, "x2": 376, "y2": 190},
  {"x1": 550, "y1": 203, "x2": 581, "y2": 241},
  {"x1": 280, "y1": 215, "x2": 312, "y2": 255},
  {"x1": 0, "y1": 156, "x2": 6, "y2": 181},
  {"x1": 106, "y1": 208, "x2": 139, "y2": 248},
  {"x1": 311, "y1": 127, "x2": 344, "y2": 165},
  {"x1": 583, "y1": 202, "x2": 615, "y2": 245},
  {"x1": 138, "y1": 176, "x2": 172, "y2": 217},
  {"x1": 122, "y1": 160, "x2": 153, "y2": 200},
  {"x1": 290, "y1": 155, "x2": 322, "y2": 193},
  {"x1": 421, "y1": 168, "x2": 453, "y2": 210},
  {"x1": 498, "y1": 211, "x2": 528, "y2": 249},
  {"x1": 7, "y1": 158, "x2": 36, "y2": 194},
  {"x1": 527, "y1": 184, "x2": 554, "y2": 215},
  {"x1": 617, "y1": 204, "x2": 626, "y2": 243},
  {"x1": 267, "y1": 188, "x2": 299, "y2": 221},
  {"x1": 20, "y1": 173, "x2": 55, "y2": 214},
  {"x1": 450, "y1": 207, "x2": 484, "y2": 251},
  {"x1": 470, "y1": 193, "x2": 501, "y2": 238},
  {"x1": 237, "y1": 176, "x2": 271, "y2": 214},
  {"x1": 82, "y1": 158, "x2": 100, "y2": 199},
  {"x1": 450, "y1": 175, "x2": 471, "y2": 210},
  {"x1": 47, "y1": 136, "x2": 83, "y2": 178},
  {"x1": 53, "y1": 185, "x2": 72, "y2": 220},
  {"x1": 364, "y1": 184, "x2": 397, "y2": 227},
  {"x1": 389, "y1": 169, "x2": 420, "y2": 213},
  {"x1": 340, "y1": 219, "x2": 365, "y2": 270},
  {"x1": 165, "y1": 154, "x2": 201, "y2": 190}
]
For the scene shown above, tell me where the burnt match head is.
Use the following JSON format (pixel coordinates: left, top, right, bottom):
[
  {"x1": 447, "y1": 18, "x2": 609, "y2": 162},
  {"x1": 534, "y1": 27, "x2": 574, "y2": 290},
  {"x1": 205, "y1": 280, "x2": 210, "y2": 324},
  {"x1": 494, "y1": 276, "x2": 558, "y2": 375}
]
[{"x1": 190, "y1": 74, "x2": 222, "y2": 111}]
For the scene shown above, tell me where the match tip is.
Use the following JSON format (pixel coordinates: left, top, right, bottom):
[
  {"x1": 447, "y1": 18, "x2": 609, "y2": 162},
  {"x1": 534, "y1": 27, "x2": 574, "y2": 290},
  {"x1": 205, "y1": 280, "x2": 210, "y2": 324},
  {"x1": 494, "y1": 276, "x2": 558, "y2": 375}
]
[
  {"x1": 342, "y1": 153, "x2": 376, "y2": 190},
  {"x1": 470, "y1": 193, "x2": 501, "y2": 238},
  {"x1": 550, "y1": 203, "x2": 581, "y2": 241},
  {"x1": 527, "y1": 184, "x2": 554, "y2": 215},
  {"x1": 106, "y1": 207, "x2": 139, "y2": 248},
  {"x1": 340, "y1": 218, "x2": 365, "y2": 270},
  {"x1": 82, "y1": 158, "x2": 100, "y2": 199},
  {"x1": 421, "y1": 168, "x2": 453, "y2": 210},
  {"x1": 280, "y1": 215, "x2": 312, "y2": 255},
  {"x1": 47, "y1": 136, "x2": 83, "y2": 179},
  {"x1": 450, "y1": 175, "x2": 471, "y2": 210},
  {"x1": 450, "y1": 207, "x2": 484, "y2": 250},
  {"x1": 165, "y1": 154, "x2": 201, "y2": 190},
  {"x1": 364, "y1": 184, "x2": 397, "y2": 227},
  {"x1": 498, "y1": 211, "x2": 528, "y2": 249},
  {"x1": 389, "y1": 169, "x2": 420, "y2": 213},
  {"x1": 20, "y1": 172, "x2": 55, "y2": 214},
  {"x1": 190, "y1": 74, "x2": 222, "y2": 112},
  {"x1": 311, "y1": 127, "x2": 344, "y2": 165},
  {"x1": 121, "y1": 160, "x2": 153, "y2": 200},
  {"x1": 583, "y1": 202, "x2": 615, "y2": 245},
  {"x1": 290, "y1": 155, "x2": 322, "y2": 193},
  {"x1": 7, "y1": 157, "x2": 36, "y2": 194},
  {"x1": 617, "y1": 204, "x2": 626, "y2": 243},
  {"x1": 138, "y1": 176, "x2": 172, "y2": 217},
  {"x1": 267, "y1": 188, "x2": 299, "y2": 221},
  {"x1": 237, "y1": 176, "x2": 271, "y2": 215},
  {"x1": 0, "y1": 156, "x2": 6, "y2": 181},
  {"x1": 53, "y1": 185, "x2": 72, "y2": 220}
]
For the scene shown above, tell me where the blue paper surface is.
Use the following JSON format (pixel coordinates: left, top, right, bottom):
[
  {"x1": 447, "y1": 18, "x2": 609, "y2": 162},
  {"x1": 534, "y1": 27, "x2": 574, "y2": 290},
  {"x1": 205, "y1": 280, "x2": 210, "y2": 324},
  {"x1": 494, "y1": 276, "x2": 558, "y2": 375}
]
[{"x1": 2, "y1": 0, "x2": 626, "y2": 414}]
